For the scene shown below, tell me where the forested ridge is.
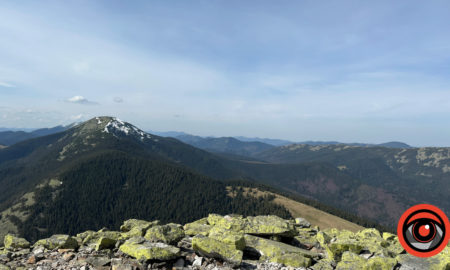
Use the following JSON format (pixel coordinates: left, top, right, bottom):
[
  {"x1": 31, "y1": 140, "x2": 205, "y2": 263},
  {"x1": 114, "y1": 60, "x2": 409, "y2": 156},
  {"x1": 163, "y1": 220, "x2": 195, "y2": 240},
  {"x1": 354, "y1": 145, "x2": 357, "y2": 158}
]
[{"x1": 14, "y1": 152, "x2": 291, "y2": 241}]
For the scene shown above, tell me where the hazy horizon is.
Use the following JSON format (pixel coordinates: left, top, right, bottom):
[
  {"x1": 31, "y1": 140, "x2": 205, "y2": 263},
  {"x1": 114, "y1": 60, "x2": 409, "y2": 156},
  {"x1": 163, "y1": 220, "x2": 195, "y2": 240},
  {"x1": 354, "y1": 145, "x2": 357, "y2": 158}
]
[{"x1": 1, "y1": 1, "x2": 450, "y2": 146}]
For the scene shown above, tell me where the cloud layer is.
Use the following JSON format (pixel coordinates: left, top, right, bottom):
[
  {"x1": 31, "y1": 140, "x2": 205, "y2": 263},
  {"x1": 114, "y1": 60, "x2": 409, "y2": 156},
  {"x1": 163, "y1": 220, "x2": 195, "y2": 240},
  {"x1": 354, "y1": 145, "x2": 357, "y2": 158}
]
[{"x1": 0, "y1": 1, "x2": 450, "y2": 146}]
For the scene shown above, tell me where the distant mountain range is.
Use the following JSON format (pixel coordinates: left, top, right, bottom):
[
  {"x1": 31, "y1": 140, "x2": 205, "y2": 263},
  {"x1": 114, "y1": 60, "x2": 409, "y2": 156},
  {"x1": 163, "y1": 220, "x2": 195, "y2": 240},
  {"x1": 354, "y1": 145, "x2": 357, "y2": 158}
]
[
  {"x1": 2, "y1": 117, "x2": 445, "y2": 247},
  {"x1": 1, "y1": 126, "x2": 411, "y2": 150},
  {"x1": 152, "y1": 132, "x2": 412, "y2": 149},
  {"x1": 0, "y1": 125, "x2": 74, "y2": 146}
]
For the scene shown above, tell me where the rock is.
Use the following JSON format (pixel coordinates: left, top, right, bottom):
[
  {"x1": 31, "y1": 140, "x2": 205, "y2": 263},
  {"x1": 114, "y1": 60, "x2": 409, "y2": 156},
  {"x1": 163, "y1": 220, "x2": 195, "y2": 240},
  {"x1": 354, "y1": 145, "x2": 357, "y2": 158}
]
[
  {"x1": 208, "y1": 227, "x2": 245, "y2": 250},
  {"x1": 32, "y1": 246, "x2": 45, "y2": 255},
  {"x1": 295, "y1": 217, "x2": 311, "y2": 228},
  {"x1": 110, "y1": 258, "x2": 143, "y2": 270},
  {"x1": 192, "y1": 235, "x2": 243, "y2": 266},
  {"x1": 120, "y1": 219, "x2": 159, "y2": 239},
  {"x1": 268, "y1": 253, "x2": 312, "y2": 268},
  {"x1": 144, "y1": 223, "x2": 185, "y2": 245},
  {"x1": 335, "y1": 251, "x2": 366, "y2": 270},
  {"x1": 3, "y1": 234, "x2": 30, "y2": 249},
  {"x1": 365, "y1": 256, "x2": 397, "y2": 270},
  {"x1": 293, "y1": 228, "x2": 319, "y2": 249},
  {"x1": 245, "y1": 215, "x2": 296, "y2": 236},
  {"x1": 34, "y1": 235, "x2": 79, "y2": 250},
  {"x1": 81, "y1": 231, "x2": 122, "y2": 249},
  {"x1": 94, "y1": 237, "x2": 117, "y2": 251},
  {"x1": 207, "y1": 214, "x2": 296, "y2": 236},
  {"x1": 397, "y1": 246, "x2": 450, "y2": 270},
  {"x1": 319, "y1": 227, "x2": 402, "y2": 261},
  {"x1": 326, "y1": 238, "x2": 364, "y2": 261},
  {"x1": 244, "y1": 234, "x2": 317, "y2": 268},
  {"x1": 381, "y1": 232, "x2": 396, "y2": 241},
  {"x1": 356, "y1": 228, "x2": 382, "y2": 239},
  {"x1": 310, "y1": 259, "x2": 335, "y2": 270},
  {"x1": 77, "y1": 230, "x2": 96, "y2": 242},
  {"x1": 0, "y1": 264, "x2": 10, "y2": 270},
  {"x1": 119, "y1": 237, "x2": 180, "y2": 261},
  {"x1": 184, "y1": 218, "x2": 211, "y2": 236},
  {"x1": 27, "y1": 255, "x2": 36, "y2": 264},
  {"x1": 86, "y1": 255, "x2": 111, "y2": 267},
  {"x1": 62, "y1": 252, "x2": 75, "y2": 261},
  {"x1": 192, "y1": 256, "x2": 203, "y2": 267},
  {"x1": 316, "y1": 231, "x2": 333, "y2": 247}
]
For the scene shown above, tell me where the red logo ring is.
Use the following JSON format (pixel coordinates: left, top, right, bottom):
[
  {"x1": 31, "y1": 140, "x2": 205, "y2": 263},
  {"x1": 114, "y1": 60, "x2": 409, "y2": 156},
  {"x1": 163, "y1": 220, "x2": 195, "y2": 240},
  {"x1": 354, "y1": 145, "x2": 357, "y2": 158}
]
[{"x1": 397, "y1": 204, "x2": 450, "y2": 257}]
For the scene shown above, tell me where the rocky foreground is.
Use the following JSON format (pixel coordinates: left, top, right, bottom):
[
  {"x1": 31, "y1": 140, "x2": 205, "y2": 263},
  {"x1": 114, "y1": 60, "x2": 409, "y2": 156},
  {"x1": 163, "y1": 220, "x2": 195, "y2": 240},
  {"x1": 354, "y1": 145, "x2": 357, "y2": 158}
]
[{"x1": 1, "y1": 215, "x2": 450, "y2": 270}]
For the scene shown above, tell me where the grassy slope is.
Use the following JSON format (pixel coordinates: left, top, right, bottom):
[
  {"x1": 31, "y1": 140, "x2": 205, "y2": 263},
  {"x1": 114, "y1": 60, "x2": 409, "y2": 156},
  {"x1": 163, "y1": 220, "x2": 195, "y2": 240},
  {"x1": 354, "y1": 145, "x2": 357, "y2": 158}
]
[{"x1": 227, "y1": 187, "x2": 364, "y2": 232}]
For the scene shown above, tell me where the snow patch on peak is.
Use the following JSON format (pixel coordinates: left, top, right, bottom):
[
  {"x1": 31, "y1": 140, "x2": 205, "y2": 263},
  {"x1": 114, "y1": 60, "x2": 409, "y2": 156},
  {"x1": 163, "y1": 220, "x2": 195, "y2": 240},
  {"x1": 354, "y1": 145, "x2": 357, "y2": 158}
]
[
  {"x1": 96, "y1": 117, "x2": 102, "y2": 124},
  {"x1": 103, "y1": 117, "x2": 151, "y2": 141}
]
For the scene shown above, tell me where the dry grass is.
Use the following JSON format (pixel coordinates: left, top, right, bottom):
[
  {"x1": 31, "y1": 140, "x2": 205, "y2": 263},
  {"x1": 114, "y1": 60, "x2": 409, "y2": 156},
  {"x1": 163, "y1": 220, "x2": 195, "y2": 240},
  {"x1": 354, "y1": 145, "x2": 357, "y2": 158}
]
[{"x1": 227, "y1": 186, "x2": 364, "y2": 232}]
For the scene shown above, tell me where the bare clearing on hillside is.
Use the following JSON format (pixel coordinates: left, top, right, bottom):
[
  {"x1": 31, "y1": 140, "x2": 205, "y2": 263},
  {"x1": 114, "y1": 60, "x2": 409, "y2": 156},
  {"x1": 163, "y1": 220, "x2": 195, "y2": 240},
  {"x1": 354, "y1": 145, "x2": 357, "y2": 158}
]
[{"x1": 226, "y1": 186, "x2": 364, "y2": 232}]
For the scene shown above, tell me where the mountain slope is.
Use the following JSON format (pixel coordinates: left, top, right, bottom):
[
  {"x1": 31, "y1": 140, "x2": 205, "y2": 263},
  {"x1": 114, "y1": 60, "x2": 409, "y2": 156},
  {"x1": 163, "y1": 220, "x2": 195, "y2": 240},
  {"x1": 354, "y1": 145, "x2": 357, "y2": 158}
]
[
  {"x1": 16, "y1": 152, "x2": 291, "y2": 241},
  {"x1": 255, "y1": 144, "x2": 450, "y2": 223},
  {"x1": 0, "y1": 117, "x2": 293, "y2": 242},
  {"x1": 0, "y1": 117, "x2": 395, "y2": 243}
]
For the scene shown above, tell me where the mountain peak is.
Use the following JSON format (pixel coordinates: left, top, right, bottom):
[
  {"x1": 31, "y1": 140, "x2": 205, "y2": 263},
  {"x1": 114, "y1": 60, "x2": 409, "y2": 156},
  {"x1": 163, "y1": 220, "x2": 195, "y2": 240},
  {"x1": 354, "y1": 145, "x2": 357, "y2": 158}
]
[{"x1": 75, "y1": 116, "x2": 151, "y2": 141}]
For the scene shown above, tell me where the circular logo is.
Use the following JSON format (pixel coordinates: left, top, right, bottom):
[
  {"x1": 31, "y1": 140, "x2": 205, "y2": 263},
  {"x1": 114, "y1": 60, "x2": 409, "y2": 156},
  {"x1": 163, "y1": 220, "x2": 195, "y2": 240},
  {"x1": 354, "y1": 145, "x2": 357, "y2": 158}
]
[{"x1": 397, "y1": 204, "x2": 450, "y2": 257}]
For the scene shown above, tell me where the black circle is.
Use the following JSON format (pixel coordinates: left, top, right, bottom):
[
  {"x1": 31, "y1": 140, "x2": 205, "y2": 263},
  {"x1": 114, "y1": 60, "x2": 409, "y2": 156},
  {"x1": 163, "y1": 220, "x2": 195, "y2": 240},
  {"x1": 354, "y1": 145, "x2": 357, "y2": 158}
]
[{"x1": 412, "y1": 220, "x2": 436, "y2": 242}]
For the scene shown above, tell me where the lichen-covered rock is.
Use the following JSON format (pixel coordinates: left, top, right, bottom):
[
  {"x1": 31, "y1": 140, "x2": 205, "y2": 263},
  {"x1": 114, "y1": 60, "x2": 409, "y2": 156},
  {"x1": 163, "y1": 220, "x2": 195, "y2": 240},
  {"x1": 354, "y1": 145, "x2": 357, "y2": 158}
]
[
  {"x1": 183, "y1": 218, "x2": 211, "y2": 236},
  {"x1": 356, "y1": 228, "x2": 381, "y2": 239},
  {"x1": 326, "y1": 239, "x2": 364, "y2": 261},
  {"x1": 192, "y1": 235, "x2": 243, "y2": 266},
  {"x1": 319, "y1": 227, "x2": 402, "y2": 261},
  {"x1": 119, "y1": 237, "x2": 180, "y2": 261},
  {"x1": 207, "y1": 214, "x2": 295, "y2": 236},
  {"x1": 365, "y1": 256, "x2": 397, "y2": 270},
  {"x1": 335, "y1": 251, "x2": 366, "y2": 270},
  {"x1": 94, "y1": 237, "x2": 117, "y2": 251},
  {"x1": 144, "y1": 223, "x2": 185, "y2": 245},
  {"x1": 382, "y1": 232, "x2": 396, "y2": 241},
  {"x1": 120, "y1": 219, "x2": 158, "y2": 232},
  {"x1": 3, "y1": 234, "x2": 30, "y2": 249},
  {"x1": 310, "y1": 259, "x2": 335, "y2": 270},
  {"x1": 245, "y1": 215, "x2": 296, "y2": 236},
  {"x1": 76, "y1": 230, "x2": 96, "y2": 243},
  {"x1": 208, "y1": 227, "x2": 245, "y2": 250},
  {"x1": 120, "y1": 219, "x2": 159, "y2": 238},
  {"x1": 82, "y1": 231, "x2": 122, "y2": 247},
  {"x1": 34, "y1": 234, "x2": 79, "y2": 250},
  {"x1": 397, "y1": 246, "x2": 450, "y2": 270},
  {"x1": 3, "y1": 215, "x2": 448, "y2": 269},
  {"x1": 293, "y1": 227, "x2": 319, "y2": 249},
  {"x1": 244, "y1": 234, "x2": 318, "y2": 268},
  {"x1": 269, "y1": 253, "x2": 312, "y2": 268},
  {"x1": 295, "y1": 217, "x2": 311, "y2": 228},
  {"x1": 207, "y1": 214, "x2": 247, "y2": 232},
  {"x1": 336, "y1": 251, "x2": 397, "y2": 269}
]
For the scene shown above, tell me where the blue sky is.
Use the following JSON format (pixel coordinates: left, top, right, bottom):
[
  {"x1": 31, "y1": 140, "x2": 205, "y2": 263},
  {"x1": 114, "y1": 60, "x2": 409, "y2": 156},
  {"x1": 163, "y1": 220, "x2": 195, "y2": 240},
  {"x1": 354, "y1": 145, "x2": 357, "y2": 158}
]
[{"x1": 1, "y1": 1, "x2": 450, "y2": 146}]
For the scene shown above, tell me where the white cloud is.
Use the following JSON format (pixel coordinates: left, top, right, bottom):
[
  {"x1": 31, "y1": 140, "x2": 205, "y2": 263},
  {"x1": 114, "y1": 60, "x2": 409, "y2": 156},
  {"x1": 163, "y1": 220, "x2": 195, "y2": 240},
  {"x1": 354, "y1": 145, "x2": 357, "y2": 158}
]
[{"x1": 65, "y1": 96, "x2": 98, "y2": 105}]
